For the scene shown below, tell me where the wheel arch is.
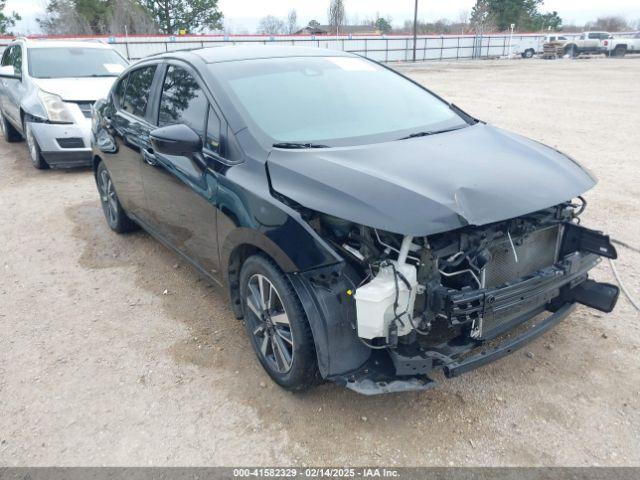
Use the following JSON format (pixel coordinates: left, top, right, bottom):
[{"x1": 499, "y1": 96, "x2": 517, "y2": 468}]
[{"x1": 224, "y1": 229, "x2": 300, "y2": 319}]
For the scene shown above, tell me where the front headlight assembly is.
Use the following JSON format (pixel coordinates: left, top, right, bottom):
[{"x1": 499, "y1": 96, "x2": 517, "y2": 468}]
[{"x1": 37, "y1": 90, "x2": 75, "y2": 124}]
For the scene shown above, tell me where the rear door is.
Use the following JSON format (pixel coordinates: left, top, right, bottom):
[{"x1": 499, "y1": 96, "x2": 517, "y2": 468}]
[
  {"x1": 105, "y1": 63, "x2": 160, "y2": 218},
  {"x1": 141, "y1": 62, "x2": 222, "y2": 276}
]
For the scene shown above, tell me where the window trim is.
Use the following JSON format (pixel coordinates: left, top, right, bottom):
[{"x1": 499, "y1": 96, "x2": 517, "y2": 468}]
[{"x1": 120, "y1": 64, "x2": 158, "y2": 120}]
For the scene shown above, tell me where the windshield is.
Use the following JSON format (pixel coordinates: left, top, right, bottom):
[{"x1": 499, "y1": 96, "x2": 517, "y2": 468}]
[
  {"x1": 28, "y1": 47, "x2": 128, "y2": 79},
  {"x1": 210, "y1": 56, "x2": 468, "y2": 146}
]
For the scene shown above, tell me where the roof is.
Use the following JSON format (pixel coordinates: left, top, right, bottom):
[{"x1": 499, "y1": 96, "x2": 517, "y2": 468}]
[
  {"x1": 190, "y1": 45, "x2": 354, "y2": 63},
  {"x1": 13, "y1": 38, "x2": 113, "y2": 49}
]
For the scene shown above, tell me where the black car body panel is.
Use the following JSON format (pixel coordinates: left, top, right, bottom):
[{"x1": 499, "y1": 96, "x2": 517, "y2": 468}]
[
  {"x1": 267, "y1": 123, "x2": 596, "y2": 236},
  {"x1": 91, "y1": 46, "x2": 618, "y2": 393}
]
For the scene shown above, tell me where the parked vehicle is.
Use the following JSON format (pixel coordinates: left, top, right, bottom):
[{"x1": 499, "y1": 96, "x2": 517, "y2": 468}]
[
  {"x1": 91, "y1": 46, "x2": 619, "y2": 394},
  {"x1": 0, "y1": 38, "x2": 128, "y2": 169},
  {"x1": 604, "y1": 32, "x2": 640, "y2": 57},
  {"x1": 509, "y1": 36, "x2": 540, "y2": 58},
  {"x1": 563, "y1": 32, "x2": 610, "y2": 57}
]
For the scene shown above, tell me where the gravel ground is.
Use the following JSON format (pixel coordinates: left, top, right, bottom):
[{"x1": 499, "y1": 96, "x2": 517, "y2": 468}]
[{"x1": 1, "y1": 57, "x2": 639, "y2": 467}]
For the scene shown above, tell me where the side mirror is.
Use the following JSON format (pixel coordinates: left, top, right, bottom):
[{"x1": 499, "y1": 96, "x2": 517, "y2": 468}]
[
  {"x1": 0, "y1": 65, "x2": 20, "y2": 80},
  {"x1": 150, "y1": 124, "x2": 202, "y2": 157}
]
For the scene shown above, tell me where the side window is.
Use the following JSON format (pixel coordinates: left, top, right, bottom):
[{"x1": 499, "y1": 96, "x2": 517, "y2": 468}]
[
  {"x1": 1, "y1": 46, "x2": 12, "y2": 66},
  {"x1": 588, "y1": 33, "x2": 598, "y2": 39},
  {"x1": 113, "y1": 74, "x2": 129, "y2": 109},
  {"x1": 158, "y1": 66, "x2": 208, "y2": 136},
  {"x1": 12, "y1": 45, "x2": 22, "y2": 74},
  {"x1": 206, "y1": 106, "x2": 221, "y2": 152},
  {"x1": 122, "y1": 65, "x2": 157, "y2": 118}
]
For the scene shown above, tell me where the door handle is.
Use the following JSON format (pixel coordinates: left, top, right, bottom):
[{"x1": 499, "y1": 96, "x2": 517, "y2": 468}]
[{"x1": 142, "y1": 147, "x2": 157, "y2": 166}]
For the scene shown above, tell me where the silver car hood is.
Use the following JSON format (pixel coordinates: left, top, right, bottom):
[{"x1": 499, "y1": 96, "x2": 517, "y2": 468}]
[
  {"x1": 267, "y1": 124, "x2": 596, "y2": 236},
  {"x1": 32, "y1": 77, "x2": 117, "y2": 102}
]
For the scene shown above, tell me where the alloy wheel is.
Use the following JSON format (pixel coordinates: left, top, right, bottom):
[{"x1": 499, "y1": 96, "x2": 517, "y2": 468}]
[
  {"x1": 245, "y1": 273, "x2": 294, "y2": 373},
  {"x1": 98, "y1": 169, "x2": 118, "y2": 226},
  {"x1": 25, "y1": 124, "x2": 39, "y2": 165}
]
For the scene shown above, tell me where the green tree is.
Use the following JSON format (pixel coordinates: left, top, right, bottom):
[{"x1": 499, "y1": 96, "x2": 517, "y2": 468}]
[
  {"x1": 470, "y1": 0, "x2": 562, "y2": 32},
  {"x1": 39, "y1": 0, "x2": 156, "y2": 35},
  {"x1": 374, "y1": 17, "x2": 392, "y2": 34},
  {"x1": 138, "y1": 0, "x2": 223, "y2": 34},
  {"x1": 0, "y1": 0, "x2": 21, "y2": 34}
]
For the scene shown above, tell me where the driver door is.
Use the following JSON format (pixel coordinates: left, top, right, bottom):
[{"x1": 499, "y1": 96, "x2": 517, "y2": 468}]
[{"x1": 141, "y1": 63, "x2": 222, "y2": 277}]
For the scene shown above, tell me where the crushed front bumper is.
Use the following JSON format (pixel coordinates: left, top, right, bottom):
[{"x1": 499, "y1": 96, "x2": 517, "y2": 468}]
[
  {"x1": 332, "y1": 250, "x2": 619, "y2": 395},
  {"x1": 28, "y1": 116, "x2": 92, "y2": 168}
]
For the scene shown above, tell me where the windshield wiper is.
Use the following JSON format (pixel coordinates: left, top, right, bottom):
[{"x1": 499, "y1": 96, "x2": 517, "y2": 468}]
[
  {"x1": 397, "y1": 125, "x2": 467, "y2": 141},
  {"x1": 272, "y1": 142, "x2": 329, "y2": 149}
]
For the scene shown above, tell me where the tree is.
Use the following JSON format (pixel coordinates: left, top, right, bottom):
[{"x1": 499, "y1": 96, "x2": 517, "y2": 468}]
[
  {"x1": 470, "y1": 0, "x2": 495, "y2": 34},
  {"x1": 286, "y1": 9, "x2": 298, "y2": 35},
  {"x1": 0, "y1": 0, "x2": 20, "y2": 34},
  {"x1": 374, "y1": 17, "x2": 392, "y2": 34},
  {"x1": 308, "y1": 19, "x2": 321, "y2": 29},
  {"x1": 532, "y1": 11, "x2": 562, "y2": 31},
  {"x1": 328, "y1": 0, "x2": 345, "y2": 34},
  {"x1": 138, "y1": 0, "x2": 223, "y2": 34},
  {"x1": 586, "y1": 16, "x2": 629, "y2": 32},
  {"x1": 470, "y1": 0, "x2": 563, "y2": 32},
  {"x1": 257, "y1": 15, "x2": 285, "y2": 35},
  {"x1": 39, "y1": 0, "x2": 157, "y2": 35}
]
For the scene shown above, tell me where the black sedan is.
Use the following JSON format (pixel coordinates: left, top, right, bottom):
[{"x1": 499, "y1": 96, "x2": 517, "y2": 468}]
[{"x1": 91, "y1": 46, "x2": 618, "y2": 394}]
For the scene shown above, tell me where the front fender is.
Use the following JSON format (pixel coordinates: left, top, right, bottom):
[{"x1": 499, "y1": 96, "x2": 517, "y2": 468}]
[{"x1": 21, "y1": 89, "x2": 47, "y2": 121}]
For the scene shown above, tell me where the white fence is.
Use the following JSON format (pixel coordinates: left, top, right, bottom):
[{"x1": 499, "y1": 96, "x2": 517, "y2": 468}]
[{"x1": 2, "y1": 32, "x2": 636, "y2": 63}]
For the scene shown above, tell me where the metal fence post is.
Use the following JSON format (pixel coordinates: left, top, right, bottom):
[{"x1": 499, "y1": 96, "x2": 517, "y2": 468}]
[{"x1": 124, "y1": 42, "x2": 130, "y2": 60}]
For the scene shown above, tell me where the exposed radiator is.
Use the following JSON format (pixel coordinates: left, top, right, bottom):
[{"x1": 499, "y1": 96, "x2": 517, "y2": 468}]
[{"x1": 484, "y1": 225, "x2": 561, "y2": 289}]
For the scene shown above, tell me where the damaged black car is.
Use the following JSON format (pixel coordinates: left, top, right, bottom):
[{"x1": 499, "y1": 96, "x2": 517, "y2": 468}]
[{"x1": 91, "y1": 46, "x2": 619, "y2": 394}]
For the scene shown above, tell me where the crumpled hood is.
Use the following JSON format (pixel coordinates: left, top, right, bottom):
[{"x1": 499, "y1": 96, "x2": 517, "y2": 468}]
[
  {"x1": 267, "y1": 124, "x2": 596, "y2": 236},
  {"x1": 32, "y1": 77, "x2": 116, "y2": 102}
]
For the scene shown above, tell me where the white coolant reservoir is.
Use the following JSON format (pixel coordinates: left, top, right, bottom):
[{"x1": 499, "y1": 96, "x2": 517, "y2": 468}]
[{"x1": 354, "y1": 261, "x2": 418, "y2": 340}]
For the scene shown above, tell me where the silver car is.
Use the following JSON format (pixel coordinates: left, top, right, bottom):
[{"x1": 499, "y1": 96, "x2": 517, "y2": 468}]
[{"x1": 0, "y1": 38, "x2": 128, "y2": 169}]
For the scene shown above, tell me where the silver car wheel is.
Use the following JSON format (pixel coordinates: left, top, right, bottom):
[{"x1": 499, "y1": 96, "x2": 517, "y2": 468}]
[
  {"x1": 98, "y1": 169, "x2": 118, "y2": 226},
  {"x1": 245, "y1": 273, "x2": 294, "y2": 373},
  {"x1": 25, "y1": 124, "x2": 39, "y2": 164}
]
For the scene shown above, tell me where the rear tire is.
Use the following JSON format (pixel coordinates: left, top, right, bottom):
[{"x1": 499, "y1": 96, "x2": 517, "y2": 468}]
[
  {"x1": 239, "y1": 254, "x2": 320, "y2": 391},
  {"x1": 522, "y1": 49, "x2": 535, "y2": 59},
  {"x1": 23, "y1": 116, "x2": 49, "y2": 170},
  {"x1": 95, "y1": 161, "x2": 138, "y2": 233},
  {"x1": 612, "y1": 45, "x2": 626, "y2": 57},
  {"x1": 1, "y1": 110, "x2": 22, "y2": 143}
]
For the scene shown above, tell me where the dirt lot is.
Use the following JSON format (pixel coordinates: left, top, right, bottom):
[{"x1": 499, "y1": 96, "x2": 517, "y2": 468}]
[{"x1": 1, "y1": 58, "x2": 639, "y2": 467}]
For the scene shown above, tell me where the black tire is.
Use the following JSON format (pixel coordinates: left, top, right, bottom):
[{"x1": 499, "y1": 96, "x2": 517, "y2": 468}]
[
  {"x1": 23, "y1": 116, "x2": 49, "y2": 170},
  {"x1": 239, "y1": 254, "x2": 320, "y2": 391},
  {"x1": 522, "y1": 49, "x2": 535, "y2": 59},
  {"x1": 565, "y1": 45, "x2": 578, "y2": 58},
  {"x1": 613, "y1": 45, "x2": 626, "y2": 57},
  {"x1": 0, "y1": 110, "x2": 22, "y2": 142},
  {"x1": 95, "y1": 161, "x2": 138, "y2": 233}
]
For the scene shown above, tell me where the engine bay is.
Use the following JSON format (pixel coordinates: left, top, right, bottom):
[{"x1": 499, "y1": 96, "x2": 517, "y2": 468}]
[{"x1": 308, "y1": 198, "x2": 615, "y2": 351}]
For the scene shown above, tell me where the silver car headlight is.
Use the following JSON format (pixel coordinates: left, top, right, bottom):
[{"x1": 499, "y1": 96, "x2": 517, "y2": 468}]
[{"x1": 38, "y1": 90, "x2": 75, "y2": 123}]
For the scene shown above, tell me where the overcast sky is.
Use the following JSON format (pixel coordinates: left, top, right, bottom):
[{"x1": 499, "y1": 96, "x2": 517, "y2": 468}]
[{"x1": 7, "y1": 0, "x2": 640, "y2": 34}]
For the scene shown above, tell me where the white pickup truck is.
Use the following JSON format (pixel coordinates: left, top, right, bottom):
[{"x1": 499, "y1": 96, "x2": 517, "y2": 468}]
[
  {"x1": 563, "y1": 31, "x2": 610, "y2": 57},
  {"x1": 604, "y1": 32, "x2": 640, "y2": 57}
]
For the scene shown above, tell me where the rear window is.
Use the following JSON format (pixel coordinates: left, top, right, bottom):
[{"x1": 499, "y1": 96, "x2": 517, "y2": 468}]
[
  {"x1": 122, "y1": 66, "x2": 157, "y2": 118},
  {"x1": 28, "y1": 47, "x2": 127, "y2": 79}
]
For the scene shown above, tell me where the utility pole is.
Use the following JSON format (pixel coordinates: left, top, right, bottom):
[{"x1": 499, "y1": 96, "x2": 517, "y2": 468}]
[{"x1": 412, "y1": 0, "x2": 419, "y2": 62}]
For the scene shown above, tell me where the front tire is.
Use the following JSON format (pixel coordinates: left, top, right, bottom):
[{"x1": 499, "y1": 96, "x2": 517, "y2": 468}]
[
  {"x1": 23, "y1": 117, "x2": 49, "y2": 170},
  {"x1": 522, "y1": 49, "x2": 535, "y2": 59},
  {"x1": 95, "y1": 161, "x2": 138, "y2": 233},
  {"x1": 239, "y1": 254, "x2": 320, "y2": 391}
]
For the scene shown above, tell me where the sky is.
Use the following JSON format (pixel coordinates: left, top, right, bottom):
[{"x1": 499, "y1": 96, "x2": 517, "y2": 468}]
[{"x1": 6, "y1": 0, "x2": 640, "y2": 34}]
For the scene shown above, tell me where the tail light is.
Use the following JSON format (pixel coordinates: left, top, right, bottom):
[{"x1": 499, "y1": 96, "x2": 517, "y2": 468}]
[{"x1": 604, "y1": 40, "x2": 608, "y2": 46}]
